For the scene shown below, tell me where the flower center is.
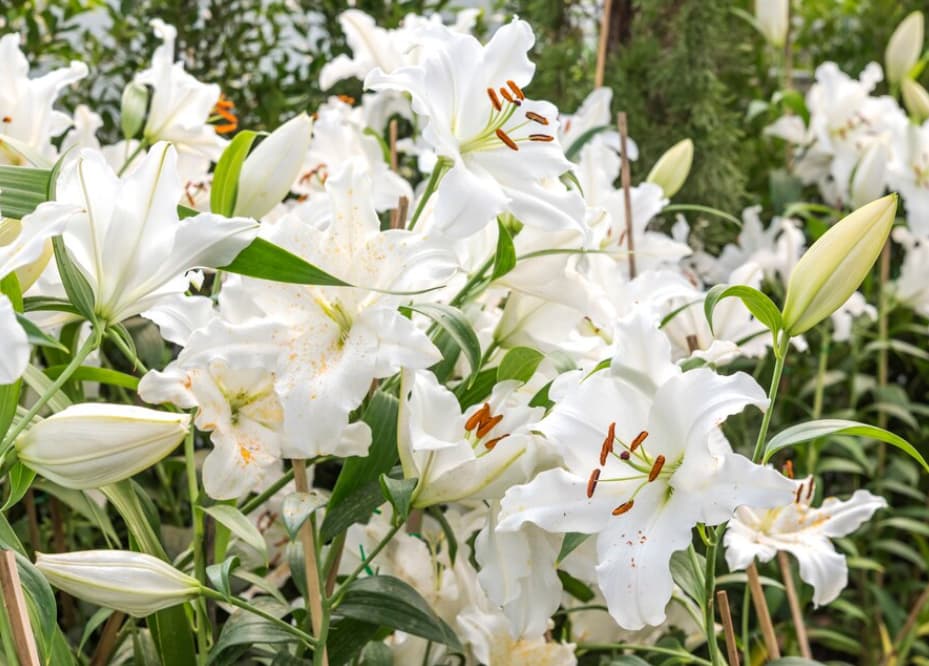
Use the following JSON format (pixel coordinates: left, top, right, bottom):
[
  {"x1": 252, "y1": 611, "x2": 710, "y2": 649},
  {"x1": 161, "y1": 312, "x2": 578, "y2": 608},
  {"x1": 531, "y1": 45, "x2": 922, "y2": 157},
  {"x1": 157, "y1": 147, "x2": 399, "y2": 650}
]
[
  {"x1": 464, "y1": 401, "x2": 510, "y2": 455},
  {"x1": 458, "y1": 80, "x2": 555, "y2": 154}
]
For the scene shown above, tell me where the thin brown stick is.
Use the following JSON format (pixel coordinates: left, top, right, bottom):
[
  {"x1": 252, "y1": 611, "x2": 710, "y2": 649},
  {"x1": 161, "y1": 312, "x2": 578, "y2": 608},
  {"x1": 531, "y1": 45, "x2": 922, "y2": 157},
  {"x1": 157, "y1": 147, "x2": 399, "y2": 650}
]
[
  {"x1": 49, "y1": 498, "x2": 75, "y2": 628},
  {"x1": 746, "y1": 562, "x2": 781, "y2": 659},
  {"x1": 293, "y1": 460, "x2": 329, "y2": 666},
  {"x1": 90, "y1": 611, "x2": 125, "y2": 666},
  {"x1": 23, "y1": 490, "x2": 40, "y2": 555},
  {"x1": 716, "y1": 590, "x2": 740, "y2": 666},
  {"x1": 389, "y1": 119, "x2": 404, "y2": 230},
  {"x1": 594, "y1": 0, "x2": 614, "y2": 88},
  {"x1": 0, "y1": 551, "x2": 40, "y2": 666},
  {"x1": 617, "y1": 112, "x2": 637, "y2": 279},
  {"x1": 778, "y1": 551, "x2": 812, "y2": 658}
]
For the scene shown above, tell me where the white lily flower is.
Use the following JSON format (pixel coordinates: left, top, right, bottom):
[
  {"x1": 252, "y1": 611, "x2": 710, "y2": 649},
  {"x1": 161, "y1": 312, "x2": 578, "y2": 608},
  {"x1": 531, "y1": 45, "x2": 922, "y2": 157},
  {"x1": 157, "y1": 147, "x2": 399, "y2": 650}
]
[
  {"x1": 32, "y1": 142, "x2": 257, "y2": 324},
  {"x1": 891, "y1": 227, "x2": 929, "y2": 317},
  {"x1": 399, "y1": 369, "x2": 556, "y2": 507},
  {"x1": 220, "y1": 164, "x2": 456, "y2": 458},
  {"x1": 0, "y1": 33, "x2": 87, "y2": 166},
  {"x1": 366, "y1": 19, "x2": 584, "y2": 237},
  {"x1": 16, "y1": 403, "x2": 190, "y2": 489},
  {"x1": 498, "y1": 312, "x2": 796, "y2": 629},
  {"x1": 829, "y1": 291, "x2": 876, "y2": 342},
  {"x1": 725, "y1": 483, "x2": 887, "y2": 606},
  {"x1": 887, "y1": 119, "x2": 929, "y2": 235},
  {"x1": 139, "y1": 318, "x2": 286, "y2": 499},
  {"x1": 134, "y1": 20, "x2": 226, "y2": 173},
  {"x1": 36, "y1": 550, "x2": 201, "y2": 617}
]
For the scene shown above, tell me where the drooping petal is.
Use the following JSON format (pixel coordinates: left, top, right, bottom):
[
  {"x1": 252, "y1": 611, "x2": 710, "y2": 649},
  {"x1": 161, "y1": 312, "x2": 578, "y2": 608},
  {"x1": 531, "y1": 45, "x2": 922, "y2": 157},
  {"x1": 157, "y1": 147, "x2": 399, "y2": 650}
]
[
  {"x1": 780, "y1": 539, "x2": 849, "y2": 607},
  {"x1": 0, "y1": 295, "x2": 28, "y2": 383}
]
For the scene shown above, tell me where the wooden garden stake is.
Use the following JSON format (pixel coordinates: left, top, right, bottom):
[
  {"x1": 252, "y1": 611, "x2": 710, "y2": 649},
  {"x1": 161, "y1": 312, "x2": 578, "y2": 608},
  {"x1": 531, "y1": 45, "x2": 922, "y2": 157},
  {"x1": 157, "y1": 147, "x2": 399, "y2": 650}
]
[
  {"x1": 617, "y1": 112, "x2": 637, "y2": 279},
  {"x1": 293, "y1": 460, "x2": 329, "y2": 666},
  {"x1": 0, "y1": 550, "x2": 40, "y2": 666},
  {"x1": 716, "y1": 589, "x2": 740, "y2": 666},
  {"x1": 747, "y1": 561, "x2": 781, "y2": 659},
  {"x1": 778, "y1": 551, "x2": 812, "y2": 658},
  {"x1": 594, "y1": 0, "x2": 614, "y2": 88}
]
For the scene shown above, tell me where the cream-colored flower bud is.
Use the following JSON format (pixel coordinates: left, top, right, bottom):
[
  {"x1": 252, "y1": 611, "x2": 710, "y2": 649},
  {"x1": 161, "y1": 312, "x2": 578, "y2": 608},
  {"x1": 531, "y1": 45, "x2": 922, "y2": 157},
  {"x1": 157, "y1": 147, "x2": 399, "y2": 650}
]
[
  {"x1": 886, "y1": 11, "x2": 924, "y2": 85},
  {"x1": 850, "y1": 142, "x2": 889, "y2": 209},
  {"x1": 16, "y1": 403, "x2": 189, "y2": 489},
  {"x1": 234, "y1": 112, "x2": 314, "y2": 219},
  {"x1": 646, "y1": 139, "x2": 693, "y2": 198},
  {"x1": 36, "y1": 550, "x2": 201, "y2": 617},
  {"x1": 782, "y1": 195, "x2": 897, "y2": 336},
  {"x1": 120, "y1": 81, "x2": 150, "y2": 141},
  {"x1": 902, "y1": 78, "x2": 929, "y2": 122},
  {"x1": 0, "y1": 218, "x2": 53, "y2": 291},
  {"x1": 755, "y1": 0, "x2": 789, "y2": 47}
]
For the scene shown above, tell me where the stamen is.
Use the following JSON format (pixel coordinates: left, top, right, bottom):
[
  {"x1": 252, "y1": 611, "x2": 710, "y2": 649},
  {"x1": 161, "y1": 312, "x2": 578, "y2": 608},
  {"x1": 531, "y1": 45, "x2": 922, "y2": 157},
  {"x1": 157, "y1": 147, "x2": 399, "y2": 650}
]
[
  {"x1": 586, "y1": 468, "x2": 601, "y2": 498},
  {"x1": 507, "y1": 80, "x2": 526, "y2": 100},
  {"x1": 619, "y1": 451, "x2": 631, "y2": 460},
  {"x1": 805, "y1": 478, "x2": 815, "y2": 500},
  {"x1": 1, "y1": 116, "x2": 10, "y2": 123},
  {"x1": 630, "y1": 430, "x2": 648, "y2": 452},
  {"x1": 794, "y1": 484, "x2": 803, "y2": 504},
  {"x1": 337, "y1": 94, "x2": 356, "y2": 106},
  {"x1": 612, "y1": 500, "x2": 634, "y2": 516},
  {"x1": 476, "y1": 413, "x2": 504, "y2": 438},
  {"x1": 529, "y1": 134, "x2": 554, "y2": 142},
  {"x1": 783, "y1": 460, "x2": 794, "y2": 479},
  {"x1": 465, "y1": 403, "x2": 490, "y2": 432},
  {"x1": 525, "y1": 111, "x2": 549, "y2": 125},
  {"x1": 499, "y1": 88, "x2": 516, "y2": 104},
  {"x1": 487, "y1": 87, "x2": 502, "y2": 112},
  {"x1": 648, "y1": 455, "x2": 666, "y2": 482},
  {"x1": 495, "y1": 128, "x2": 519, "y2": 151},
  {"x1": 599, "y1": 422, "x2": 616, "y2": 466},
  {"x1": 484, "y1": 434, "x2": 509, "y2": 450}
]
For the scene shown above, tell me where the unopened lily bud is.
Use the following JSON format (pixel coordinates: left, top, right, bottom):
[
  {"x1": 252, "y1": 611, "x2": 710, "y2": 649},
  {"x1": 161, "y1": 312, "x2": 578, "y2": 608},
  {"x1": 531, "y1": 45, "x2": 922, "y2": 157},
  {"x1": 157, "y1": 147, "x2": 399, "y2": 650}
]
[
  {"x1": 755, "y1": 0, "x2": 789, "y2": 47},
  {"x1": 782, "y1": 194, "x2": 897, "y2": 336},
  {"x1": 850, "y1": 142, "x2": 889, "y2": 209},
  {"x1": 234, "y1": 112, "x2": 314, "y2": 219},
  {"x1": 902, "y1": 78, "x2": 929, "y2": 122},
  {"x1": 36, "y1": 550, "x2": 201, "y2": 617},
  {"x1": 886, "y1": 11, "x2": 924, "y2": 85},
  {"x1": 0, "y1": 218, "x2": 52, "y2": 290},
  {"x1": 646, "y1": 138, "x2": 693, "y2": 198},
  {"x1": 16, "y1": 403, "x2": 189, "y2": 489},
  {"x1": 121, "y1": 81, "x2": 150, "y2": 141}
]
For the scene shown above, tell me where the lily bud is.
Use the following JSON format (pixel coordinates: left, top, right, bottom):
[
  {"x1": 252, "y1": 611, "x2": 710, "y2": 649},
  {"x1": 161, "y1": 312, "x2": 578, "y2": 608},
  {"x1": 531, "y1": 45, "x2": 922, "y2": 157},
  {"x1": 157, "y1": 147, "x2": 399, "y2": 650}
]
[
  {"x1": 36, "y1": 550, "x2": 201, "y2": 617},
  {"x1": 0, "y1": 218, "x2": 52, "y2": 291},
  {"x1": 885, "y1": 11, "x2": 924, "y2": 85},
  {"x1": 755, "y1": 0, "x2": 789, "y2": 48},
  {"x1": 16, "y1": 403, "x2": 190, "y2": 489},
  {"x1": 850, "y1": 142, "x2": 889, "y2": 209},
  {"x1": 646, "y1": 138, "x2": 693, "y2": 198},
  {"x1": 120, "y1": 81, "x2": 150, "y2": 141},
  {"x1": 902, "y1": 78, "x2": 929, "y2": 122},
  {"x1": 234, "y1": 112, "x2": 314, "y2": 219},
  {"x1": 782, "y1": 194, "x2": 897, "y2": 336}
]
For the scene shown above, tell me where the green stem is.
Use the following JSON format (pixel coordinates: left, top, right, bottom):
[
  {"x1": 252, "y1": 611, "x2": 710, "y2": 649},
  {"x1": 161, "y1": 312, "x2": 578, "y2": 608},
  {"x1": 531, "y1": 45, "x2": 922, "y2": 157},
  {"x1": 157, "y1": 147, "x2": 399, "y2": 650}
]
[
  {"x1": 239, "y1": 467, "x2": 295, "y2": 514},
  {"x1": 117, "y1": 141, "x2": 147, "y2": 177},
  {"x1": 201, "y1": 589, "x2": 316, "y2": 646},
  {"x1": 330, "y1": 522, "x2": 403, "y2": 608},
  {"x1": 107, "y1": 327, "x2": 149, "y2": 373},
  {"x1": 576, "y1": 643, "x2": 713, "y2": 665},
  {"x1": 450, "y1": 255, "x2": 494, "y2": 308},
  {"x1": 407, "y1": 159, "x2": 450, "y2": 231},
  {"x1": 703, "y1": 527, "x2": 725, "y2": 666},
  {"x1": 752, "y1": 333, "x2": 791, "y2": 463},
  {"x1": 807, "y1": 329, "x2": 831, "y2": 473},
  {"x1": 0, "y1": 326, "x2": 101, "y2": 453},
  {"x1": 184, "y1": 423, "x2": 211, "y2": 661}
]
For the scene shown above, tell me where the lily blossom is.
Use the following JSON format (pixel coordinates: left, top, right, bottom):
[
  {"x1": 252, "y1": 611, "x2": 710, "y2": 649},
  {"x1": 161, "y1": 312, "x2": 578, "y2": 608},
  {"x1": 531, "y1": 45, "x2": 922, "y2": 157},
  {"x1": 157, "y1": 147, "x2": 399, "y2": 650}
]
[
  {"x1": 498, "y1": 312, "x2": 796, "y2": 629},
  {"x1": 725, "y1": 482, "x2": 887, "y2": 606}
]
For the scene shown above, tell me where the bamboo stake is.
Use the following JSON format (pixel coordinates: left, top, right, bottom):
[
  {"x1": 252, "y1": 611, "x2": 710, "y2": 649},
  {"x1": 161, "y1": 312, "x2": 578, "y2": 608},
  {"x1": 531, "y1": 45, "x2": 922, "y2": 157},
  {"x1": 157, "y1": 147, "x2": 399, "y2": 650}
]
[
  {"x1": 594, "y1": 0, "x2": 614, "y2": 88},
  {"x1": 0, "y1": 551, "x2": 40, "y2": 666},
  {"x1": 388, "y1": 119, "x2": 409, "y2": 229},
  {"x1": 90, "y1": 611, "x2": 125, "y2": 666},
  {"x1": 778, "y1": 551, "x2": 812, "y2": 658},
  {"x1": 747, "y1": 561, "x2": 781, "y2": 659},
  {"x1": 617, "y1": 112, "x2": 637, "y2": 279},
  {"x1": 716, "y1": 589, "x2": 740, "y2": 666},
  {"x1": 293, "y1": 460, "x2": 329, "y2": 666}
]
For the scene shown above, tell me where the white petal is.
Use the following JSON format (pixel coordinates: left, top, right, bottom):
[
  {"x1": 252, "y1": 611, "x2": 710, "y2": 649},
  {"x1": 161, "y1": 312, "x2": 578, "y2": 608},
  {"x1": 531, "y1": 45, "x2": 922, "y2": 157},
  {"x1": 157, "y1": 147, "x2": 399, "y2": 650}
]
[{"x1": 0, "y1": 295, "x2": 28, "y2": 383}]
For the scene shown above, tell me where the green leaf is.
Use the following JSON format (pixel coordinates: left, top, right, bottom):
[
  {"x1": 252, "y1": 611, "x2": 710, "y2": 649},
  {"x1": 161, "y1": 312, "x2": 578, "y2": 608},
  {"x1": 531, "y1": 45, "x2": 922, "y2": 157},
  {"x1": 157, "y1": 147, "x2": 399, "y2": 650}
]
[
  {"x1": 404, "y1": 303, "x2": 482, "y2": 385},
  {"x1": 497, "y1": 346, "x2": 544, "y2": 384},
  {"x1": 206, "y1": 556, "x2": 240, "y2": 598},
  {"x1": 359, "y1": 641, "x2": 393, "y2": 666},
  {"x1": 211, "y1": 131, "x2": 259, "y2": 216},
  {"x1": 557, "y1": 569, "x2": 594, "y2": 602},
  {"x1": 0, "y1": 166, "x2": 51, "y2": 218},
  {"x1": 52, "y1": 235, "x2": 96, "y2": 321},
  {"x1": 14, "y1": 314, "x2": 68, "y2": 352},
  {"x1": 608, "y1": 657, "x2": 652, "y2": 666},
  {"x1": 219, "y1": 237, "x2": 349, "y2": 287},
  {"x1": 44, "y1": 364, "x2": 140, "y2": 390},
  {"x1": 201, "y1": 504, "x2": 268, "y2": 562},
  {"x1": 704, "y1": 283, "x2": 782, "y2": 337},
  {"x1": 762, "y1": 419, "x2": 929, "y2": 472},
  {"x1": 453, "y1": 366, "x2": 497, "y2": 409},
  {"x1": 565, "y1": 124, "x2": 611, "y2": 161},
  {"x1": 1, "y1": 462, "x2": 35, "y2": 511},
  {"x1": 336, "y1": 575, "x2": 462, "y2": 650},
  {"x1": 491, "y1": 218, "x2": 517, "y2": 280},
  {"x1": 321, "y1": 392, "x2": 399, "y2": 542},
  {"x1": 557, "y1": 532, "x2": 590, "y2": 564},
  {"x1": 281, "y1": 491, "x2": 326, "y2": 540},
  {"x1": 327, "y1": 618, "x2": 380, "y2": 666},
  {"x1": 378, "y1": 475, "x2": 417, "y2": 524},
  {"x1": 208, "y1": 598, "x2": 296, "y2": 664},
  {"x1": 670, "y1": 549, "x2": 706, "y2": 607}
]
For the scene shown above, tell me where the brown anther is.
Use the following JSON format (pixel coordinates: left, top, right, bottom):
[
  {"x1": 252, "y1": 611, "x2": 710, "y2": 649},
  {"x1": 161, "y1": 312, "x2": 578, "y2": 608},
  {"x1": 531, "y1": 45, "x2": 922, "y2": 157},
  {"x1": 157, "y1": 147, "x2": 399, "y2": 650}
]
[
  {"x1": 337, "y1": 94, "x2": 356, "y2": 106},
  {"x1": 465, "y1": 403, "x2": 491, "y2": 432},
  {"x1": 525, "y1": 111, "x2": 549, "y2": 125},
  {"x1": 630, "y1": 430, "x2": 648, "y2": 452},
  {"x1": 529, "y1": 134, "x2": 554, "y2": 142},
  {"x1": 1, "y1": 116, "x2": 10, "y2": 123},
  {"x1": 476, "y1": 413, "x2": 504, "y2": 439},
  {"x1": 487, "y1": 87, "x2": 502, "y2": 111},
  {"x1": 600, "y1": 422, "x2": 616, "y2": 466},
  {"x1": 495, "y1": 128, "x2": 519, "y2": 151},
  {"x1": 612, "y1": 500, "x2": 634, "y2": 516},
  {"x1": 484, "y1": 434, "x2": 509, "y2": 450},
  {"x1": 648, "y1": 455, "x2": 666, "y2": 482},
  {"x1": 499, "y1": 88, "x2": 515, "y2": 104},
  {"x1": 586, "y1": 468, "x2": 601, "y2": 498},
  {"x1": 506, "y1": 79, "x2": 525, "y2": 100},
  {"x1": 783, "y1": 460, "x2": 794, "y2": 479},
  {"x1": 620, "y1": 450, "x2": 631, "y2": 460},
  {"x1": 794, "y1": 484, "x2": 803, "y2": 504},
  {"x1": 805, "y1": 478, "x2": 815, "y2": 500}
]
